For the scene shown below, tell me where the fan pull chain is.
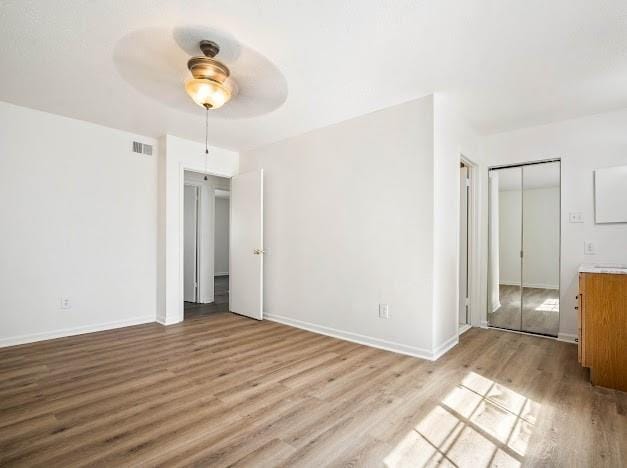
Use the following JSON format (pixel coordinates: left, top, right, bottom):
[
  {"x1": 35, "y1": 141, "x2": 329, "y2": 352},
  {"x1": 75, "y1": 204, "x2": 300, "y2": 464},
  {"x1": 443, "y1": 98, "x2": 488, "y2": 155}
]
[
  {"x1": 204, "y1": 105, "x2": 209, "y2": 180},
  {"x1": 205, "y1": 105, "x2": 209, "y2": 155}
]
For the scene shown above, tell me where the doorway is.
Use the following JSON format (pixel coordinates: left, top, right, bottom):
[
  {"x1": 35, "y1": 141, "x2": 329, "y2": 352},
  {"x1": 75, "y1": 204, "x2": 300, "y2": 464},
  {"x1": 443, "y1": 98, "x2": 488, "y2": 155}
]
[
  {"x1": 487, "y1": 160, "x2": 561, "y2": 337},
  {"x1": 183, "y1": 171, "x2": 231, "y2": 319}
]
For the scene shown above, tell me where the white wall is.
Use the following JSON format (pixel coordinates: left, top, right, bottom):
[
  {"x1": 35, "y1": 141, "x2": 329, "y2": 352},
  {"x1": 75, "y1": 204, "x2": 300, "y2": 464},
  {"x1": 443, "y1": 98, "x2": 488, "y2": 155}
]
[
  {"x1": 214, "y1": 197, "x2": 230, "y2": 275},
  {"x1": 183, "y1": 184, "x2": 198, "y2": 302},
  {"x1": 433, "y1": 94, "x2": 482, "y2": 350},
  {"x1": 482, "y1": 109, "x2": 627, "y2": 340},
  {"x1": 0, "y1": 101, "x2": 158, "y2": 345},
  {"x1": 159, "y1": 135, "x2": 238, "y2": 324},
  {"x1": 241, "y1": 96, "x2": 437, "y2": 357}
]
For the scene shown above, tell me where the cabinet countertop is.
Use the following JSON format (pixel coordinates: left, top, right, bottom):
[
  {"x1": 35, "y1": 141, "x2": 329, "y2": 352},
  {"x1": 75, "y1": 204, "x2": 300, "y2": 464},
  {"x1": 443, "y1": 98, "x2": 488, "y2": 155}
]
[{"x1": 579, "y1": 264, "x2": 627, "y2": 275}]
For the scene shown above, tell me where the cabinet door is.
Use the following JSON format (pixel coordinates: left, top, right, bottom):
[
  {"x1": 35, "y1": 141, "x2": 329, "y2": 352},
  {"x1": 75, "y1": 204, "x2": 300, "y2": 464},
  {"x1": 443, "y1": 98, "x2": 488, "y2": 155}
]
[
  {"x1": 579, "y1": 274, "x2": 589, "y2": 368},
  {"x1": 577, "y1": 293, "x2": 583, "y2": 366}
]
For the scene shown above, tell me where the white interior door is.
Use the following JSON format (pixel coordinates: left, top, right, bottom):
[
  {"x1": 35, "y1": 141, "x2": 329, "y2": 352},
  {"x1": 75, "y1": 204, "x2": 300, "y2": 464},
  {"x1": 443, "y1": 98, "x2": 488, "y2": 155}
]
[
  {"x1": 229, "y1": 169, "x2": 263, "y2": 320},
  {"x1": 183, "y1": 184, "x2": 198, "y2": 303}
]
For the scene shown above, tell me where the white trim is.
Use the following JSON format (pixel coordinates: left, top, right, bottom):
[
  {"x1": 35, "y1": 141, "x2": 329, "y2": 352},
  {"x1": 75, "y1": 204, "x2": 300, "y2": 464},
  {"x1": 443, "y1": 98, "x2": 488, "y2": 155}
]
[
  {"x1": 156, "y1": 316, "x2": 178, "y2": 326},
  {"x1": 214, "y1": 272, "x2": 229, "y2": 276},
  {"x1": 557, "y1": 333, "x2": 578, "y2": 344},
  {"x1": 0, "y1": 316, "x2": 155, "y2": 348},
  {"x1": 458, "y1": 323, "x2": 472, "y2": 336},
  {"x1": 265, "y1": 313, "x2": 450, "y2": 361},
  {"x1": 460, "y1": 155, "x2": 482, "y2": 329},
  {"x1": 480, "y1": 320, "x2": 489, "y2": 328},
  {"x1": 177, "y1": 167, "x2": 231, "y2": 321},
  {"x1": 432, "y1": 334, "x2": 459, "y2": 360},
  {"x1": 161, "y1": 135, "x2": 238, "y2": 326}
]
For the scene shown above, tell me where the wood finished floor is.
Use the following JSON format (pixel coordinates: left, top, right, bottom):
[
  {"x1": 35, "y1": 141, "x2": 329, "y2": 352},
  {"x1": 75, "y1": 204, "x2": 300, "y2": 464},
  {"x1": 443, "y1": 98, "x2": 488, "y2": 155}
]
[{"x1": 0, "y1": 313, "x2": 625, "y2": 467}]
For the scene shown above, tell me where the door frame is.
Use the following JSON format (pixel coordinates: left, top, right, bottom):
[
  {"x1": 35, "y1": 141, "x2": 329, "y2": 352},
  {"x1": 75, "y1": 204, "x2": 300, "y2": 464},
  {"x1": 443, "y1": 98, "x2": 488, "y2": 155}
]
[
  {"x1": 175, "y1": 164, "x2": 232, "y2": 324},
  {"x1": 484, "y1": 158, "x2": 562, "y2": 338},
  {"x1": 459, "y1": 155, "x2": 480, "y2": 334}
]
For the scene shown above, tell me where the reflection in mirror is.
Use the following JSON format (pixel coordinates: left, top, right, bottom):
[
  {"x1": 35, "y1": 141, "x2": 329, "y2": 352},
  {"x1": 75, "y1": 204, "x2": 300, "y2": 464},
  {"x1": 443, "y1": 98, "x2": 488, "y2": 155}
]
[
  {"x1": 488, "y1": 166, "x2": 522, "y2": 331},
  {"x1": 521, "y1": 162, "x2": 560, "y2": 336},
  {"x1": 487, "y1": 161, "x2": 560, "y2": 337}
]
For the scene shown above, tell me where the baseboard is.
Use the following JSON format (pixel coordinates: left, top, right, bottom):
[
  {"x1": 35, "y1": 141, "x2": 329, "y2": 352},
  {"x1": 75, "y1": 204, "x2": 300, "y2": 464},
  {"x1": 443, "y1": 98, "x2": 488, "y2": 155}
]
[
  {"x1": 265, "y1": 313, "x2": 446, "y2": 361},
  {"x1": 432, "y1": 334, "x2": 459, "y2": 360},
  {"x1": 458, "y1": 324, "x2": 472, "y2": 336},
  {"x1": 480, "y1": 320, "x2": 489, "y2": 329},
  {"x1": 214, "y1": 272, "x2": 229, "y2": 277},
  {"x1": 0, "y1": 315, "x2": 155, "y2": 348},
  {"x1": 557, "y1": 333, "x2": 578, "y2": 344}
]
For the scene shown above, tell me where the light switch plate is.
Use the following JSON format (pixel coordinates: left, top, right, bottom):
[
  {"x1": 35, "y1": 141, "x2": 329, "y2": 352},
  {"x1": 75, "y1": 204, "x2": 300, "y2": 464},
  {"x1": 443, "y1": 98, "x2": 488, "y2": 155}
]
[
  {"x1": 569, "y1": 212, "x2": 584, "y2": 223},
  {"x1": 379, "y1": 304, "x2": 389, "y2": 319}
]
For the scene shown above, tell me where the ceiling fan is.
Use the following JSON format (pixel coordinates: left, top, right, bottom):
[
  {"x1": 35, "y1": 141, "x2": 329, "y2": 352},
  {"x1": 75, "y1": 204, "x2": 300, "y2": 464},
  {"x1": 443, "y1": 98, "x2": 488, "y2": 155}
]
[
  {"x1": 184, "y1": 40, "x2": 235, "y2": 111},
  {"x1": 113, "y1": 26, "x2": 287, "y2": 121},
  {"x1": 183, "y1": 39, "x2": 236, "y2": 175}
]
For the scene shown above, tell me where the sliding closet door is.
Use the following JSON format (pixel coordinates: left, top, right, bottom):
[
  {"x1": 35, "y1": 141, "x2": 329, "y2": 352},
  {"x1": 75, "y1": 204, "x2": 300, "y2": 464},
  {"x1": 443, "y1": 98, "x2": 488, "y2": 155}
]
[
  {"x1": 521, "y1": 162, "x2": 560, "y2": 336},
  {"x1": 488, "y1": 166, "x2": 523, "y2": 331}
]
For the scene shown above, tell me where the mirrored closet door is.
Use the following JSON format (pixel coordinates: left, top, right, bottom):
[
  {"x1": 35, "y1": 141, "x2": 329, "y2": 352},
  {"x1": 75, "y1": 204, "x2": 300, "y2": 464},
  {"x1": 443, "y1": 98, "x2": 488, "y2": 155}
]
[{"x1": 488, "y1": 160, "x2": 560, "y2": 337}]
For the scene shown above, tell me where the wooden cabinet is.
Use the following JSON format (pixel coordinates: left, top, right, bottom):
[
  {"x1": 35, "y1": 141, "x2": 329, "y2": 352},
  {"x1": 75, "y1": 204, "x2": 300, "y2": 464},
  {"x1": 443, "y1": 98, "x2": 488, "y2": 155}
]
[{"x1": 578, "y1": 272, "x2": 627, "y2": 391}]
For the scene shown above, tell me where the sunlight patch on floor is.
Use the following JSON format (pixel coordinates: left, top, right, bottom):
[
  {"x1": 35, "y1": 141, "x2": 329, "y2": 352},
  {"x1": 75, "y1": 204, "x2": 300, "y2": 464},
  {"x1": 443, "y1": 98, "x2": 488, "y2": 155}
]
[
  {"x1": 384, "y1": 372, "x2": 538, "y2": 467},
  {"x1": 535, "y1": 298, "x2": 559, "y2": 312}
]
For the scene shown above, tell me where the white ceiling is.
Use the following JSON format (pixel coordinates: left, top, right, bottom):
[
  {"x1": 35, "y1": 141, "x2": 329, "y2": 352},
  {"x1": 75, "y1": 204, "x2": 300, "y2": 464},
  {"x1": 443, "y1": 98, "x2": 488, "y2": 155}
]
[{"x1": 1, "y1": 0, "x2": 627, "y2": 151}]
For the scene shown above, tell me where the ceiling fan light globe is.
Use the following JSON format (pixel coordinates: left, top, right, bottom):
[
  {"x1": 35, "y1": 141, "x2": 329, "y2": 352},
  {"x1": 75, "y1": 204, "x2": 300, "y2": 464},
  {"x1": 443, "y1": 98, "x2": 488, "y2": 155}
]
[{"x1": 185, "y1": 78, "x2": 232, "y2": 109}]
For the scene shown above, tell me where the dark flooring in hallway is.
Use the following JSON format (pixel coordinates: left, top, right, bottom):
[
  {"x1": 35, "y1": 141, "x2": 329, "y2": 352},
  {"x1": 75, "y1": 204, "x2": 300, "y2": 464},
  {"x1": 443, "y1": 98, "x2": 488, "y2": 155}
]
[{"x1": 184, "y1": 275, "x2": 229, "y2": 319}]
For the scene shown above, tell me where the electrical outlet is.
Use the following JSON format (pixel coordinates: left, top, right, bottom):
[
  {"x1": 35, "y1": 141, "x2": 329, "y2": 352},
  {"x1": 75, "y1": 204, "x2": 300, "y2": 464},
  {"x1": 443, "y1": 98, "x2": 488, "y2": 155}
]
[
  {"x1": 584, "y1": 241, "x2": 597, "y2": 255},
  {"x1": 379, "y1": 304, "x2": 389, "y2": 319},
  {"x1": 60, "y1": 297, "x2": 71, "y2": 310}
]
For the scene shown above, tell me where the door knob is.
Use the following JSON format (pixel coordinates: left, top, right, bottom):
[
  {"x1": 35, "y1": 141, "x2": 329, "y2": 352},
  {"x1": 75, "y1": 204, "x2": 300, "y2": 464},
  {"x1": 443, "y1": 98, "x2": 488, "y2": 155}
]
[{"x1": 253, "y1": 249, "x2": 265, "y2": 255}]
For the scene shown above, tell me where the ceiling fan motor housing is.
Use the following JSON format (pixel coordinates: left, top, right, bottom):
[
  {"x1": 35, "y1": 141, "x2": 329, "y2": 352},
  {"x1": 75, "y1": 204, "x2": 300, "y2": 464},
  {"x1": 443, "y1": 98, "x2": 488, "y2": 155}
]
[
  {"x1": 187, "y1": 56, "x2": 230, "y2": 82},
  {"x1": 185, "y1": 40, "x2": 233, "y2": 110}
]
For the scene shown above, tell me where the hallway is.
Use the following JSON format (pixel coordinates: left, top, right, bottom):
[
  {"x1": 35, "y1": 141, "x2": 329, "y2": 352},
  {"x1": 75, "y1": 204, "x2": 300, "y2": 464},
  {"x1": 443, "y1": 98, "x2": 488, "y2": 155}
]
[{"x1": 184, "y1": 276, "x2": 229, "y2": 319}]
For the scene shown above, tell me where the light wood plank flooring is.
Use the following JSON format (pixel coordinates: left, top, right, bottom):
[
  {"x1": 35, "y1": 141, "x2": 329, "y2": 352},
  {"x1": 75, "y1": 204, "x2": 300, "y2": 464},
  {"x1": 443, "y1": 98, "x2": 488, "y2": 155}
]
[{"x1": 0, "y1": 312, "x2": 625, "y2": 467}]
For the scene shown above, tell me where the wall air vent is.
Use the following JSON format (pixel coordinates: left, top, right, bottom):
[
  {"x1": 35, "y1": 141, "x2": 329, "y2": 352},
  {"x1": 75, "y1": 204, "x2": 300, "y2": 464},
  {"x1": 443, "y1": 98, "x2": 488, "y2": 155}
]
[{"x1": 132, "y1": 141, "x2": 153, "y2": 156}]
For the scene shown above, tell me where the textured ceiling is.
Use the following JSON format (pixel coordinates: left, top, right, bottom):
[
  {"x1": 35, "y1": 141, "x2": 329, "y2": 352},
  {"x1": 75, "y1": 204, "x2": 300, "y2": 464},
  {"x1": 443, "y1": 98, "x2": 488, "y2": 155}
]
[{"x1": 1, "y1": 0, "x2": 627, "y2": 150}]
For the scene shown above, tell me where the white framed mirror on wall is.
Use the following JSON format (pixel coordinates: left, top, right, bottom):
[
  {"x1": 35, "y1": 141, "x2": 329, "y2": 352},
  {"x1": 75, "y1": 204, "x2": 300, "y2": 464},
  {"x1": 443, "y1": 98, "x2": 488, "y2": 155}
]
[
  {"x1": 487, "y1": 160, "x2": 561, "y2": 337},
  {"x1": 594, "y1": 165, "x2": 627, "y2": 224}
]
